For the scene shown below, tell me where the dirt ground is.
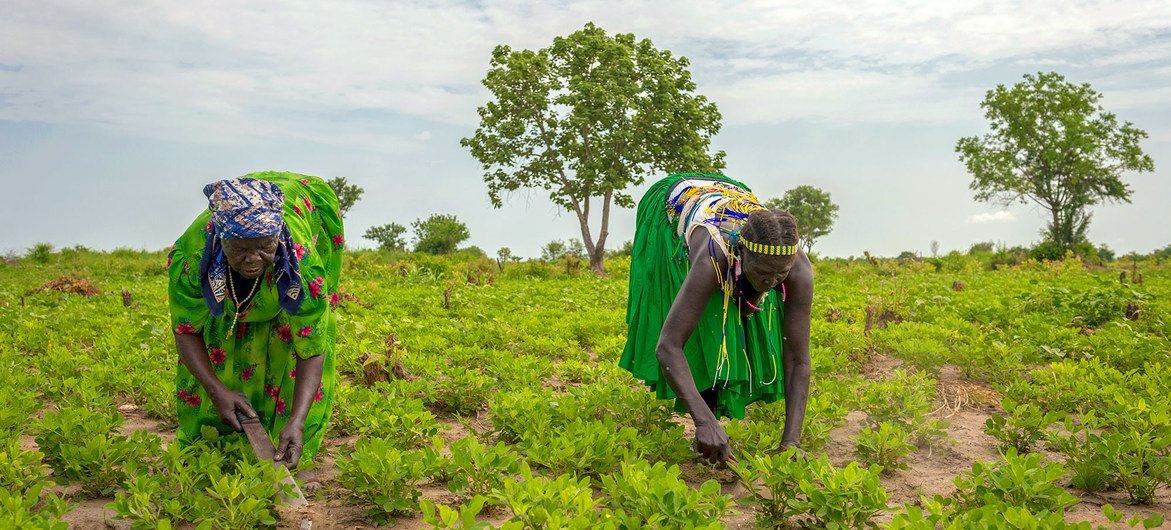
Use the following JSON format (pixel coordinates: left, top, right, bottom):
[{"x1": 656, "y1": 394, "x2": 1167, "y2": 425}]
[{"x1": 52, "y1": 356, "x2": 1170, "y2": 529}]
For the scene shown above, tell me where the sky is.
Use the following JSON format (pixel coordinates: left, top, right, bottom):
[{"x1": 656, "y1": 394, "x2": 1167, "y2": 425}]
[{"x1": 2, "y1": 0, "x2": 1170, "y2": 259}]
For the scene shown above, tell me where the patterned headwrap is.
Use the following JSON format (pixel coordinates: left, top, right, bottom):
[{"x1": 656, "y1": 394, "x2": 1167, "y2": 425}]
[{"x1": 198, "y1": 177, "x2": 304, "y2": 318}]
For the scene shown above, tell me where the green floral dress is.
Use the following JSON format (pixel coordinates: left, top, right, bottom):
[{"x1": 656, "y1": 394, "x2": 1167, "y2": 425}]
[{"x1": 167, "y1": 171, "x2": 343, "y2": 464}]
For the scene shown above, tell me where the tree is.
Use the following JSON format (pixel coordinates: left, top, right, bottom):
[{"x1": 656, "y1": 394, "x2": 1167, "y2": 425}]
[
  {"x1": 412, "y1": 214, "x2": 470, "y2": 255},
  {"x1": 461, "y1": 22, "x2": 726, "y2": 273},
  {"x1": 956, "y1": 72, "x2": 1154, "y2": 251},
  {"x1": 764, "y1": 185, "x2": 839, "y2": 254},
  {"x1": 363, "y1": 223, "x2": 407, "y2": 251},
  {"x1": 327, "y1": 177, "x2": 365, "y2": 218}
]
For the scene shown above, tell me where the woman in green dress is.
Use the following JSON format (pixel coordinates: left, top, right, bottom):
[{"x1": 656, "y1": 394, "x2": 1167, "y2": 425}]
[
  {"x1": 167, "y1": 171, "x2": 342, "y2": 479},
  {"x1": 620, "y1": 173, "x2": 813, "y2": 463}
]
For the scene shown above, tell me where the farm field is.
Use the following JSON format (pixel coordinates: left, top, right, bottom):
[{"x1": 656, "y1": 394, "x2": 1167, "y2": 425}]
[{"x1": 2, "y1": 249, "x2": 1169, "y2": 529}]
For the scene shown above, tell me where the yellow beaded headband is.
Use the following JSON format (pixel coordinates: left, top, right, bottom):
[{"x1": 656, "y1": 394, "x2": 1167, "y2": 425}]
[{"x1": 743, "y1": 239, "x2": 798, "y2": 256}]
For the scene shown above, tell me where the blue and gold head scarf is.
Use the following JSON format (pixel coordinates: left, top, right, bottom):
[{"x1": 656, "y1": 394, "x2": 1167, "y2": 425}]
[{"x1": 198, "y1": 178, "x2": 303, "y2": 317}]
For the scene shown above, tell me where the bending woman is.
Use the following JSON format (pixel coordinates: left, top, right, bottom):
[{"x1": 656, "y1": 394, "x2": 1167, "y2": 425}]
[
  {"x1": 167, "y1": 172, "x2": 342, "y2": 480},
  {"x1": 620, "y1": 173, "x2": 813, "y2": 463}
]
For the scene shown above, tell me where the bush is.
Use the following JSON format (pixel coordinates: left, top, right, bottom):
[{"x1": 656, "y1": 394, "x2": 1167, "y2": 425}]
[{"x1": 26, "y1": 242, "x2": 54, "y2": 264}]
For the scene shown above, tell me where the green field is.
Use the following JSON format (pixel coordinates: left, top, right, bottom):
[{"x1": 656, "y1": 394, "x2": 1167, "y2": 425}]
[{"x1": 2, "y1": 249, "x2": 1168, "y2": 528}]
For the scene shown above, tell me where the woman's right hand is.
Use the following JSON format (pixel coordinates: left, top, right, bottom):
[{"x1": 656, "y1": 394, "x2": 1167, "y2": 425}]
[
  {"x1": 210, "y1": 388, "x2": 257, "y2": 431},
  {"x1": 694, "y1": 420, "x2": 733, "y2": 463}
]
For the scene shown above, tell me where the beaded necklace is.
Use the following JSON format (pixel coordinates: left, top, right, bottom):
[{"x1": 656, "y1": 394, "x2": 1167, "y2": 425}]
[{"x1": 225, "y1": 269, "x2": 260, "y2": 340}]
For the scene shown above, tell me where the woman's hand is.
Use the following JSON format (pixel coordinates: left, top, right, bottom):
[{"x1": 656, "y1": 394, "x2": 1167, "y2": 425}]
[
  {"x1": 694, "y1": 420, "x2": 733, "y2": 463},
  {"x1": 274, "y1": 421, "x2": 304, "y2": 469},
  {"x1": 210, "y1": 389, "x2": 256, "y2": 431}
]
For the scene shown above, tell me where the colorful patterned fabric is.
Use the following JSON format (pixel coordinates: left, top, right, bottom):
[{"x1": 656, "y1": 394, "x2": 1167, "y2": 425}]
[
  {"x1": 199, "y1": 177, "x2": 304, "y2": 318},
  {"x1": 620, "y1": 173, "x2": 785, "y2": 420},
  {"x1": 168, "y1": 171, "x2": 344, "y2": 465}
]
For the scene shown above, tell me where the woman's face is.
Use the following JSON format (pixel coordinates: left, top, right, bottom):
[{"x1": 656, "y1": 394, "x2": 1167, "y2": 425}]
[
  {"x1": 741, "y1": 251, "x2": 795, "y2": 294},
  {"x1": 223, "y1": 235, "x2": 278, "y2": 279}
]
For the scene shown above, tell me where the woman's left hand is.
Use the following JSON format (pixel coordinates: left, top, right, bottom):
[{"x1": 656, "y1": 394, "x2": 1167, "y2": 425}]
[{"x1": 274, "y1": 421, "x2": 304, "y2": 469}]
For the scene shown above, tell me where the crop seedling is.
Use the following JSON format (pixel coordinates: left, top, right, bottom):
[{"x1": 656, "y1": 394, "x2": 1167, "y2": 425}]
[
  {"x1": 599, "y1": 460, "x2": 730, "y2": 529},
  {"x1": 983, "y1": 399, "x2": 1065, "y2": 453},
  {"x1": 854, "y1": 422, "x2": 914, "y2": 474},
  {"x1": 337, "y1": 437, "x2": 430, "y2": 522}
]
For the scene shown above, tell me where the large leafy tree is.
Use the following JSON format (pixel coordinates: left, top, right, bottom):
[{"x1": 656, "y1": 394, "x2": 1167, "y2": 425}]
[
  {"x1": 462, "y1": 22, "x2": 726, "y2": 273},
  {"x1": 326, "y1": 177, "x2": 365, "y2": 218},
  {"x1": 764, "y1": 185, "x2": 839, "y2": 254},
  {"x1": 363, "y1": 223, "x2": 407, "y2": 251},
  {"x1": 412, "y1": 214, "x2": 470, "y2": 255},
  {"x1": 956, "y1": 72, "x2": 1154, "y2": 250}
]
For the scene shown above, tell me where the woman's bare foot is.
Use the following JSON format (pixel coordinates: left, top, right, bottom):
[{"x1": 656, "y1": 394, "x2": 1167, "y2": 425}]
[{"x1": 295, "y1": 468, "x2": 320, "y2": 495}]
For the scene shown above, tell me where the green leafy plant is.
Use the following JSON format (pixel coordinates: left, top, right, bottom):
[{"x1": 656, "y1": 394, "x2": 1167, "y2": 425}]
[
  {"x1": 735, "y1": 450, "x2": 888, "y2": 529},
  {"x1": 984, "y1": 399, "x2": 1065, "y2": 453},
  {"x1": 1103, "y1": 504, "x2": 1166, "y2": 529},
  {"x1": 854, "y1": 422, "x2": 914, "y2": 475},
  {"x1": 599, "y1": 460, "x2": 730, "y2": 529},
  {"x1": 497, "y1": 467, "x2": 612, "y2": 530},
  {"x1": 448, "y1": 435, "x2": 524, "y2": 499},
  {"x1": 433, "y1": 367, "x2": 494, "y2": 416},
  {"x1": 953, "y1": 449, "x2": 1079, "y2": 514},
  {"x1": 518, "y1": 418, "x2": 641, "y2": 477},
  {"x1": 420, "y1": 496, "x2": 495, "y2": 529},
  {"x1": 0, "y1": 484, "x2": 71, "y2": 530},
  {"x1": 337, "y1": 437, "x2": 429, "y2": 522}
]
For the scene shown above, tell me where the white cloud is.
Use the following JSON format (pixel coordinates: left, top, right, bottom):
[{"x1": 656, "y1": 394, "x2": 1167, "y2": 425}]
[
  {"x1": 0, "y1": 0, "x2": 1169, "y2": 144},
  {"x1": 967, "y1": 211, "x2": 1017, "y2": 224},
  {"x1": 413, "y1": 131, "x2": 433, "y2": 141}
]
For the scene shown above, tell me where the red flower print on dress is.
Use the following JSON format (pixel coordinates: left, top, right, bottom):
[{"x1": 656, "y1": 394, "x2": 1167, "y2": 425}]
[
  {"x1": 308, "y1": 276, "x2": 324, "y2": 299},
  {"x1": 300, "y1": 178, "x2": 309, "y2": 185},
  {"x1": 278, "y1": 324, "x2": 292, "y2": 342},
  {"x1": 299, "y1": 325, "x2": 312, "y2": 337},
  {"x1": 275, "y1": 397, "x2": 287, "y2": 415},
  {"x1": 314, "y1": 386, "x2": 323, "y2": 402},
  {"x1": 333, "y1": 234, "x2": 344, "y2": 248},
  {"x1": 242, "y1": 366, "x2": 254, "y2": 381},
  {"x1": 178, "y1": 389, "x2": 188, "y2": 399},
  {"x1": 329, "y1": 292, "x2": 340, "y2": 310},
  {"x1": 265, "y1": 384, "x2": 278, "y2": 398},
  {"x1": 302, "y1": 197, "x2": 314, "y2": 212},
  {"x1": 294, "y1": 243, "x2": 307, "y2": 261},
  {"x1": 290, "y1": 368, "x2": 297, "y2": 380},
  {"x1": 236, "y1": 322, "x2": 247, "y2": 339},
  {"x1": 175, "y1": 323, "x2": 196, "y2": 334},
  {"x1": 209, "y1": 347, "x2": 226, "y2": 365},
  {"x1": 293, "y1": 204, "x2": 302, "y2": 215},
  {"x1": 186, "y1": 393, "x2": 201, "y2": 407}
]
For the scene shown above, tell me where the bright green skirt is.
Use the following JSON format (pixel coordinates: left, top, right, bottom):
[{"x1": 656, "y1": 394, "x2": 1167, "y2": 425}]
[{"x1": 619, "y1": 173, "x2": 784, "y2": 419}]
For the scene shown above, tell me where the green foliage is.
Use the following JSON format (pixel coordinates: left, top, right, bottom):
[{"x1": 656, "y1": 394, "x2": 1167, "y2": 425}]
[
  {"x1": 855, "y1": 422, "x2": 914, "y2": 474},
  {"x1": 498, "y1": 468, "x2": 611, "y2": 529},
  {"x1": 518, "y1": 418, "x2": 641, "y2": 477},
  {"x1": 1103, "y1": 504, "x2": 1165, "y2": 529},
  {"x1": 0, "y1": 484, "x2": 71, "y2": 530},
  {"x1": 363, "y1": 222, "x2": 408, "y2": 251},
  {"x1": 26, "y1": 242, "x2": 55, "y2": 264},
  {"x1": 956, "y1": 71, "x2": 1155, "y2": 250},
  {"x1": 983, "y1": 399, "x2": 1065, "y2": 454},
  {"x1": 599, "y1": 460, "x2": 729, "y2": 529},
  {"x1": 110, "y1": 441, "x2": 290, "y2": 529},
  {"x1": 736, "y1": 450, "x2": 889, "y2": 529},
  {"x1": 952, "y1": 449, "x2": 1079, "y2": 514},
  {"x1": 413, "y1": 214, "x2": 471, "y2": 255},
  {"x1": 326, "y1": 176, "x2": 364, "y2": 218},
  {"x1": 432, "y1": 367, "x2": 493, "y2": 415},
  {"x1": 447, "y1": 435, "x2": 523, "y2": 499},
  {"x1": 420, "y1": 496, "x2": 495, "y2": 530},
  {"x1": 764, "y1": 185, "x2": 840, "y2": 253},
  {"x1": 336, "y1": 437, "x2": 430, "y2": 522},
  {"x1": 857, "y1": 370, "x2": 947, "y2": 449},
  {"x1": 462, "y1": 22, "x2": 725, "y2": 272}
]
